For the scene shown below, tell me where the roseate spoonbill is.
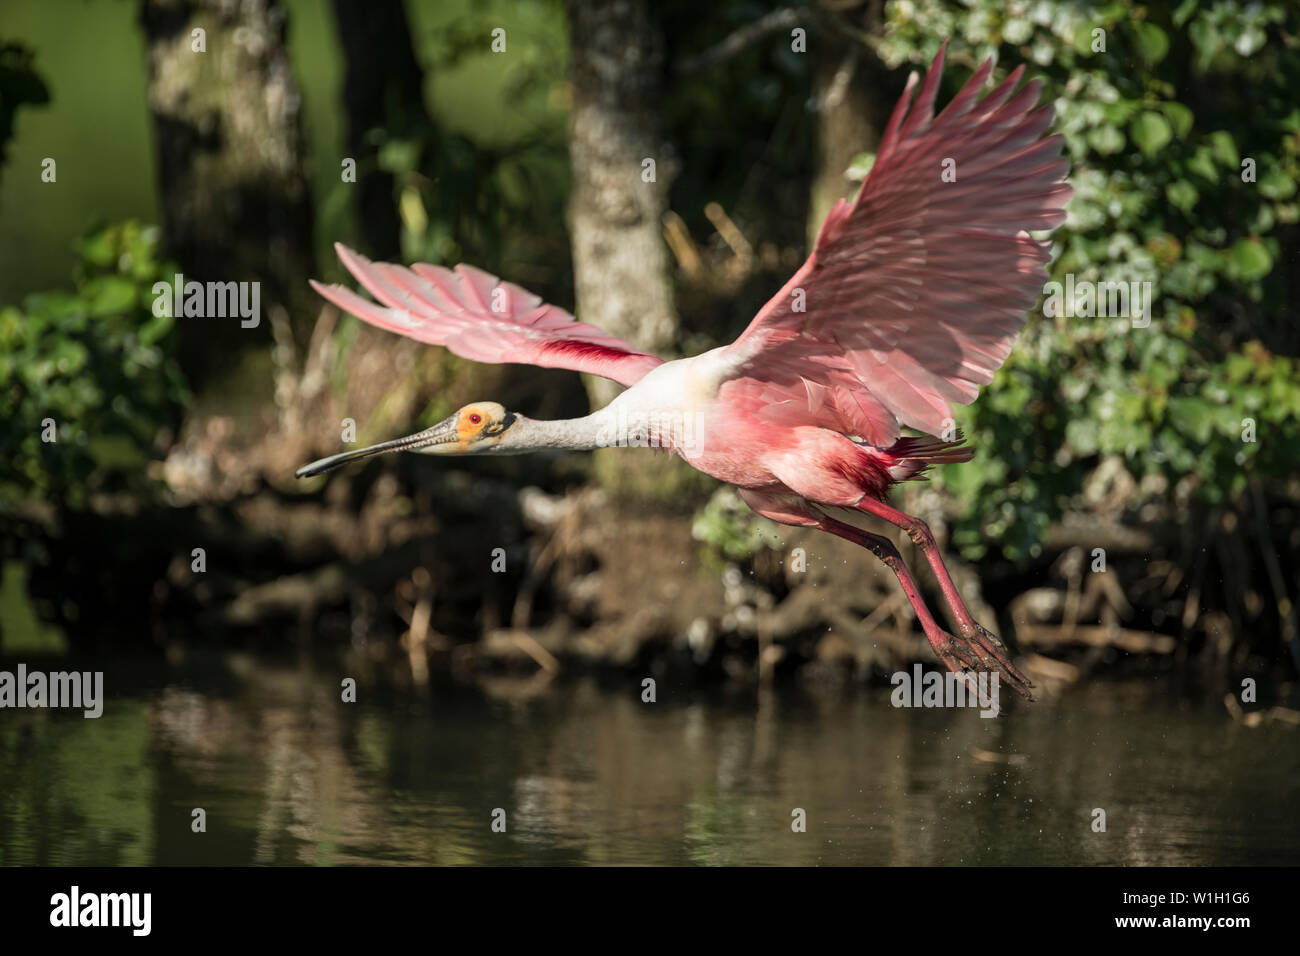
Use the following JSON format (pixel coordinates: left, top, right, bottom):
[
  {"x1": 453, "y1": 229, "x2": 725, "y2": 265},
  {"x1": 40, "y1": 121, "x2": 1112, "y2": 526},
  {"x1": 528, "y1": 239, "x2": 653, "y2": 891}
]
[{"x1": 297, "y1": 45, "x2": 1070, "y2": 699}]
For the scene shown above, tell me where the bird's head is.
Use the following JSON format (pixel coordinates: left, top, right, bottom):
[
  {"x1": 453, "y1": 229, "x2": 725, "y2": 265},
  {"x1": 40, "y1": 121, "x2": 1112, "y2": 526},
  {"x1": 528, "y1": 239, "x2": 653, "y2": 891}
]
[
  {"x1": 432, "y1": 401, "x2": 517, "y2": 453},
  {"x1": 295, "y1": 401, "x2": 518, "y2": 478}
]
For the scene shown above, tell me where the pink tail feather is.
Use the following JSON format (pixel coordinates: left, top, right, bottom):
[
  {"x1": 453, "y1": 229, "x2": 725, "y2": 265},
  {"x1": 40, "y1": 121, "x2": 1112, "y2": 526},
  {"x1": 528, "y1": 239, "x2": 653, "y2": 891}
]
[{"x1": 881, "y1": 432, "x2": 974, "y2": 481}]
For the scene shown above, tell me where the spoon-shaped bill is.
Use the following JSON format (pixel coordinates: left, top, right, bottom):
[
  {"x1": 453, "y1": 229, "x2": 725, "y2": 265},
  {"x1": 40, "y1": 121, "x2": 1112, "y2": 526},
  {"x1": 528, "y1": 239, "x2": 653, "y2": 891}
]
[{"x1": 294, "y1": 415, "x2": 460, "y2": 478}]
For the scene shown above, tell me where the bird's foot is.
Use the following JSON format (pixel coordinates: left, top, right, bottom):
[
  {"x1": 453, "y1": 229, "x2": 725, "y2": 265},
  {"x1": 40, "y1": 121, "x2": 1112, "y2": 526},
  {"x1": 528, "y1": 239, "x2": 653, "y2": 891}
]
[{"x1": 929, "y1": 623, "x2": 1036, "y2": 702}]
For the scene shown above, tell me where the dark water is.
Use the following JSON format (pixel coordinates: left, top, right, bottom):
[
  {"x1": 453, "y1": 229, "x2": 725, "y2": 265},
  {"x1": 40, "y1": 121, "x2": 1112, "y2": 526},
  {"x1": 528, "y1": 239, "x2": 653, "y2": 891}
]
[{"x1": 0, "y1": 651, "x2": 1296, "y2": 866}]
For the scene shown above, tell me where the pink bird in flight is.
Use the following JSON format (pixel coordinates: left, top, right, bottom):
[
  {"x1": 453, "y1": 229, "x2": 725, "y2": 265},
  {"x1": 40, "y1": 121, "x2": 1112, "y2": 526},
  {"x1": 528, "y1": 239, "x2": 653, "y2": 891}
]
[{"x1": 297, "y1": 45, "x2": 1071, "y2": 699}]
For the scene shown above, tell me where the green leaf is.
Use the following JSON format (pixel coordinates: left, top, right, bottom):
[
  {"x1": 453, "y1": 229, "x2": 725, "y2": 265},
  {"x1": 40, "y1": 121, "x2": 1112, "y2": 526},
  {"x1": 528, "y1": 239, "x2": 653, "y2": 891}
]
[
  {"x1": 1131, "y1": 112, "x2": 1171, "y2": 158},
  {"x1": 1169, "y1": 398, "x2": 1214, "y2": 443},
  {"x1": 1258, "y1": 169, "x2": 1296, "y2": 200},
  {"x1": 845, "y1": 151, "x2": 876, "y2": 181},
  {"x1": 1208, "y1": 131, "x2": 1238, "y2": 167},
  {"x1": 84, "y1": 277, "x2": 138, "y2": 317},
  {"x1": 1131, "y1": 23, "x2": 1169, "y2": 64},
  {"x1": 1072, "y1": 24, "x2": 1102, "y2": 56},
  {"x1": 1186, "y1": 147, "x2": 1219, "y2": 182},
  {"x1": 1088, "y1": 125, "x2": 1125, "y2": 155},
  {"x1": 1166, "y1": 180, "x2": 1198, "y2": 212},
  {"x1": 1158, "y1": 102, "x2": 1194, "y2": 139},
  {"x1": 1229, "y1": 238, "x2": 1272, "y2": 280},
  {"x1": 376, "y1": 138, "x2": 421, "y2": 175},
  {"x1": 1172, "y1": 0, "x2": 1199, "y2": 27},
  {"x1": 1188, "y1": 19, "x2": 1221, "y2": 69}
]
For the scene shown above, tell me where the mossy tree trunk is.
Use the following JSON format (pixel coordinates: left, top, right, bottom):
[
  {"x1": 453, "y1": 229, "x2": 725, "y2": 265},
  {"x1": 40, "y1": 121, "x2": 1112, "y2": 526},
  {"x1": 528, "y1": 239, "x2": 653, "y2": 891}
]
[
  {"x1": 566, "y1": 0, "x2": 689, "y2": 498},
  {"x1": 140, "y1": 0, "x2": 315, "y2": 387},
  {"x1": 566, "y1": 0, "x2": 677, "y2": 408}
]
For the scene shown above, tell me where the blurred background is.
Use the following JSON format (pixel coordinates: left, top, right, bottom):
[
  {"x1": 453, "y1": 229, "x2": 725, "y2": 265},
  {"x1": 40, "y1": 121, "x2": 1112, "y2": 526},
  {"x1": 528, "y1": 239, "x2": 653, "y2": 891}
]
[{"x1": 0, "y1": 0, "x2": 1297, "y2": 865}]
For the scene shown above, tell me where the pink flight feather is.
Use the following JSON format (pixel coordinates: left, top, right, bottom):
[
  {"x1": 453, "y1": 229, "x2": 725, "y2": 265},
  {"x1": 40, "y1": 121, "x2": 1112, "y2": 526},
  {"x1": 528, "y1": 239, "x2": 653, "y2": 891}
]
[
  {"x1": 309, "y1": 243, "x2": 663, "y2": 388},
  {"x1": 725, "y1": 42, "x2": 1072, "y2": 444}
]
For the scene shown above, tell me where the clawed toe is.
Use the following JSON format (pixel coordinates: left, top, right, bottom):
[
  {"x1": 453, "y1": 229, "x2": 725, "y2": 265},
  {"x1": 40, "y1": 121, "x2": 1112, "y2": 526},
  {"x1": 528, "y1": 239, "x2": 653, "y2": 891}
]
[{"x1": 930, "y1": 625, "x2": 1036, "y2": 702}]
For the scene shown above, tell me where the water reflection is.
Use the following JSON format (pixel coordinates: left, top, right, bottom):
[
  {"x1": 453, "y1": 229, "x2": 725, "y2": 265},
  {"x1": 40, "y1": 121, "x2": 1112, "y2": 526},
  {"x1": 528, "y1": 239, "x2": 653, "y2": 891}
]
[{"x1": 0, "y1": 652, "x2": 1296, "y2": 865}]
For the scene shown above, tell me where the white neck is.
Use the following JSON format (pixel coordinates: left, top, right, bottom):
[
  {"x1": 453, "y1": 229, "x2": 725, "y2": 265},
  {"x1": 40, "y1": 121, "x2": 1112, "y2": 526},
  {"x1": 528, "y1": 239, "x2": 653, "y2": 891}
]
[{"x1": 495, "y1": 405, "x2": 618, "y2": 453}]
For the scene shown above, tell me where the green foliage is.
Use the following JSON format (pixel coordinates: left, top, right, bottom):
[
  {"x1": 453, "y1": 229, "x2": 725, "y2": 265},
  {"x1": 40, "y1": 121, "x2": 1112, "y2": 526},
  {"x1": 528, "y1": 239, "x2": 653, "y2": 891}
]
[
  {"x1": 692, "y1": 487, "x2": 776, "y2": 560},
  {"x1": 0, "y1": 222, "x2": 188, "y2": 507},
  {"x1": 371, "y1": 1, "x2": 572, "y2": 290},
  {"x1": 874, "y1": 0, "x2": 1300, "y2": 560}
]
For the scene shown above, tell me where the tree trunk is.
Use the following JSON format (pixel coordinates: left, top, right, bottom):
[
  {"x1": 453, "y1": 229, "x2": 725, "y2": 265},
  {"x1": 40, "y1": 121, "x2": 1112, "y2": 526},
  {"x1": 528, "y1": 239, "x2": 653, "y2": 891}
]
[
  {"x1": 566, "y1": 0, "x2": 677, "y2": 410},
  {"x1": 330, "y1": 0, "x2": 432, "y2": 262},
  {"x1": 807, "y1": 42, "x2": 884, "y2": 249},
  {"x1": 139, "y1": 0, "x2": 315, "y2": 387}
]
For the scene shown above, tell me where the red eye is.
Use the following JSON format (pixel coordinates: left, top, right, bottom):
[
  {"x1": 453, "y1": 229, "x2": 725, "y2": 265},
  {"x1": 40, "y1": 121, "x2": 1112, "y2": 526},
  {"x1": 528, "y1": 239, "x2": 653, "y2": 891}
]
[{"x1": 469, "y1": 414, "x2": 482, "y2": 425}]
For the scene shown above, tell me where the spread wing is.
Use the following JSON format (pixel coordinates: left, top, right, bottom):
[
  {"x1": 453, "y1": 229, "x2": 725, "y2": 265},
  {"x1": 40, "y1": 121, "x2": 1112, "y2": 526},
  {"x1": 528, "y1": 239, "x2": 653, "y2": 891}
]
[
  {"x1": 310, "y1": 243, "x2": 664, "y2": 388},
  {"x1": 721, "y1": 43, "x2": 1072, "y2": 445}
]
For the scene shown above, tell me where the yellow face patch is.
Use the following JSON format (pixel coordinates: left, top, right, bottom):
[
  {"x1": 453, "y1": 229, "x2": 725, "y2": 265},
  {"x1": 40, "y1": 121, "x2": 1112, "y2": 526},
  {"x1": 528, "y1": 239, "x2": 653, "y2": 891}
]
[
  {"x1": 457, "y1": 409, "x2": 488, "y2": 444},
  {"x1": 454, "y1": 402, "x2": 508, "y2": 447}
]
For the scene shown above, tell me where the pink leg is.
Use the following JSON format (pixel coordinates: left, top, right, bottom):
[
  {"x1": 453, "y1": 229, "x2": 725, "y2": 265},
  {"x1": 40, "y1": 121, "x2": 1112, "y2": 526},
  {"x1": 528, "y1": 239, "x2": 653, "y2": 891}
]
[
  {"x1": 816, "y1": 514, "x2": 1034, "y2": 699},
  {"x1": 736, "y1": 487, "x2": 1033, "y2": 699},
  {"x1": 852, "y1": 495, "x2": 1033, "y2": 697},
  {"x1": 857, "y1": 496, "x2": 985, "y2": 633}
]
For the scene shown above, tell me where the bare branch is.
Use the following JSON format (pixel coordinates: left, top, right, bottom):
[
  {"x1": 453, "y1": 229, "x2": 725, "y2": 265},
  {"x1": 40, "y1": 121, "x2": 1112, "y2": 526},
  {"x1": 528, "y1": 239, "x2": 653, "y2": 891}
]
[{"x1": 676, "y1": 7, "x2": 804, "y2": 76}]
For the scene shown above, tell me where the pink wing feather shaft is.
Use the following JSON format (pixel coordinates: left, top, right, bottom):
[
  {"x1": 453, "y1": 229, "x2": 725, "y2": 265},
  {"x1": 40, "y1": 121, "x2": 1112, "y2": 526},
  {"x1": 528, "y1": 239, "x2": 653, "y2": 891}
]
[
  {"x1": 724, "y1": 43, "x2": 1072, "y2": 445},
  {"x1": 310, "y1": 243, "x2": 664, "y2": 388}
]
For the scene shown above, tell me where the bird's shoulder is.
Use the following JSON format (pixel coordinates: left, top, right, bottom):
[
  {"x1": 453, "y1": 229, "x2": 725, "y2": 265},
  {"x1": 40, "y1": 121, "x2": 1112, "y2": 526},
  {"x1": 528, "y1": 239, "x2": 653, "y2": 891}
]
[{"x1": 618, "y1": 347, "x2": 744, "y2": 409}]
